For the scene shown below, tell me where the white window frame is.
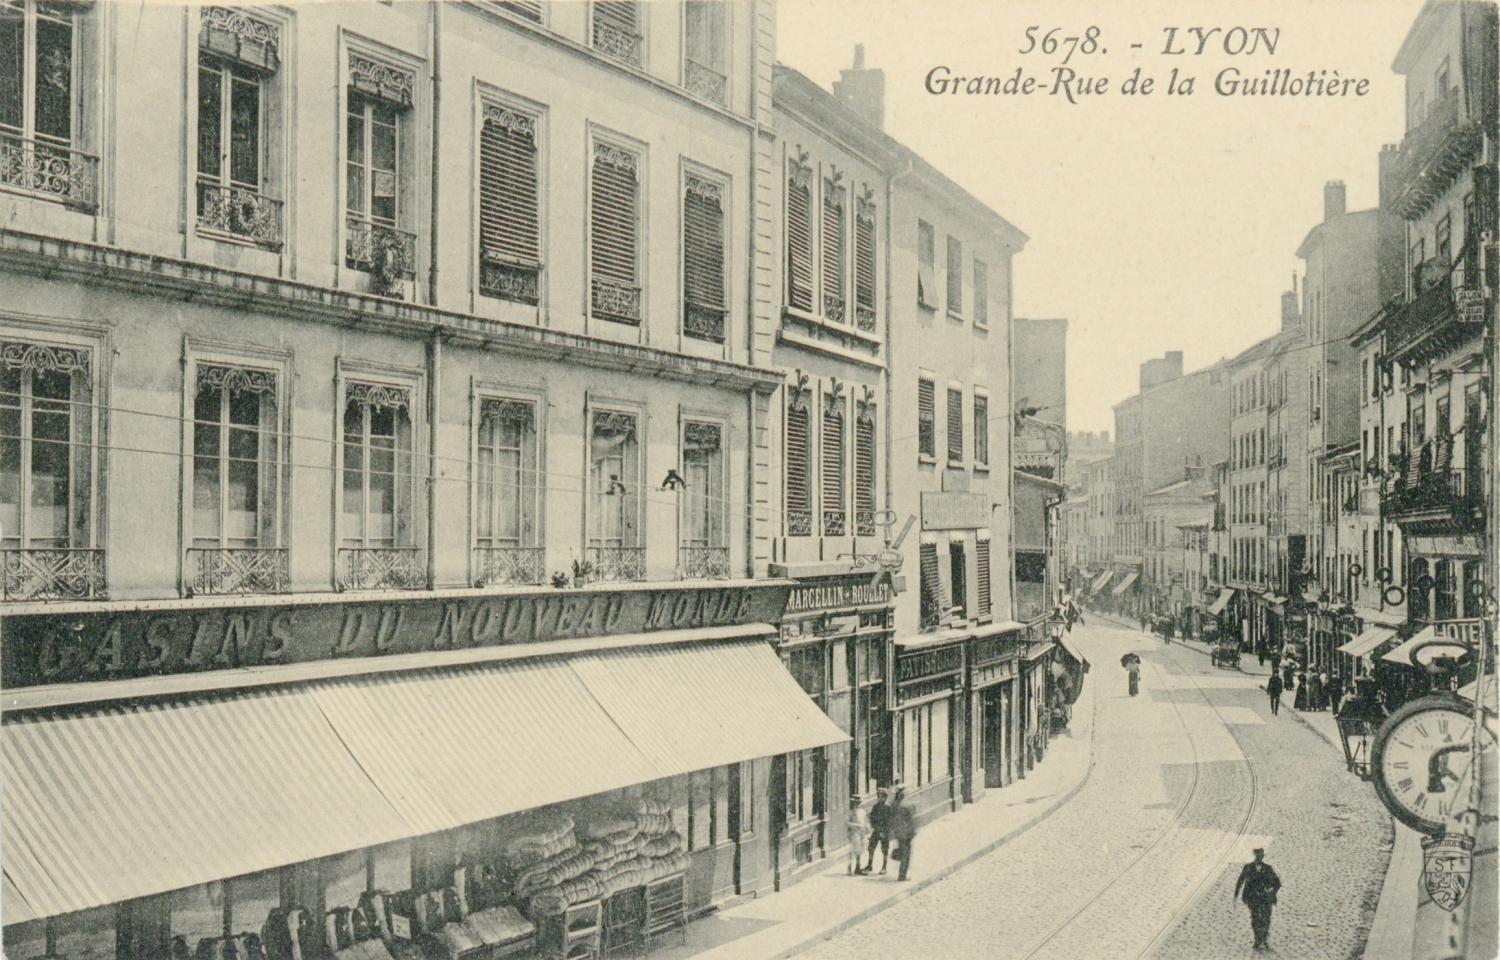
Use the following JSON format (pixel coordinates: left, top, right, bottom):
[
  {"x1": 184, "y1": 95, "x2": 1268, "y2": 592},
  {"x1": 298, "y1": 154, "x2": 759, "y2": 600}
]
[
  {"x1": 332, "y1": 359, "x2": 425, "y2": 569},
  {"x1": 0, "y1": 0, "x2": 80, "y2": 150},
  {"x1": 681, "y1": 0, "x2": 729, "y2": 105},
  {"x1": 584, "y1": 396, "x2": 646, "y2": 553},
  {"x1": 678, "y1": 412, "x2": 728, "y2": 554},
  {"x1": 585, "y1": 127, "x2": 648, "y2": 332},
  {"x1": 470, "y1": 382, "x2": 544, "y2": 555}
]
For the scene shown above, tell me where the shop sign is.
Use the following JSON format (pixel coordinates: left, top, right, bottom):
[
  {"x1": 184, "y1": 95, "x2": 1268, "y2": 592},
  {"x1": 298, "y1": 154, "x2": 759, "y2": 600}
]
[
  {"x1": 896, "y1": 673, "x2": 958, "y2": 706},
  {"x1": 971, "y1": 633, "x2": 1020, "y2": 666},
  {"x1": 1, "y1": 584, "x2": 791, "y2": 688},
  {"x1": 896, "y1": 644, "x2": 963, "y2": 683},
  {"x1": 920, "y1": 491, "x2": 990, "y2": 530},
  {"x1": 1407, "y1": 534, "x2": 1485, "y2": 558},
  {"x1": 973, "y1": 658, "x2": 1016, "y2": 688},
  {"x1": 1455, "y1": 288, "x2": 1487, "y2": 324},
  {"x1": 785, "y1": 576, "x2": 894, "y2": 616},
  {"x1": 1433, "y1": 619, "x2": 1484, "y2": 647}
]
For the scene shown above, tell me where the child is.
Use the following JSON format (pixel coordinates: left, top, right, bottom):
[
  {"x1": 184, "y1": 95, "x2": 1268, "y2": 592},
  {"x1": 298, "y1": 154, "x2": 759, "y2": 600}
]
[{"x1": 847, "y1": 795, "x2": 870, "y2": 875}]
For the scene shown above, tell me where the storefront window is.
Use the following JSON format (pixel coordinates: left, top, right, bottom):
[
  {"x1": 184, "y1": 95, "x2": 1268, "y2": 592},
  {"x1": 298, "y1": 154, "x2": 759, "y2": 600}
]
[
  {"x1": 4, "y1": 905, "x2": 116, "y2": 960},
  {"x1": 785, "y1": 645, "x2": 824, "y2": 703},
  {"x1": 170, "y1": 881, "x2": 226, "y2": 949},
  {"x1": 1434, "y1": 559, "x2": 1457, "y2": 621},
  {"x1": 785, "y1": 749, "x2": 820, "y2": 825}
]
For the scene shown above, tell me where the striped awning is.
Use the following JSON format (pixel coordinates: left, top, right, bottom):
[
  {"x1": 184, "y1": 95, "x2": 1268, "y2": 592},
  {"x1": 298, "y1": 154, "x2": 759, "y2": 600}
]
[
  {"x1": 1111, "y1": 572, "x2": 1139, "y2": 596},
  {"x1": 1207, "y1": 588, "x2": 1235, "y2": 616},
  {"x1": 1382, "y1": 626, "x2": 1439, "y2": 667},
  {"x1": 1090, "y1": 571, "x2": 1114, "y2": 594},
  {"x1": 1337, "y1": 626, "x2": 1397, "y2": 659},
  {"x1": 3, "y1": 633, "x2": 845, "y2": 923}
]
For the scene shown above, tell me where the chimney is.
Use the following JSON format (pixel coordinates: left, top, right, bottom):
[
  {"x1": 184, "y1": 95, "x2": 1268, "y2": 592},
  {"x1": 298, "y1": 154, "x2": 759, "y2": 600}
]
[
  {"x1": 833, "y1": 44, "x2": 885, "y2": 130},
  {"x1": 1280, "y1": 287, "x2": 1299, "y2": 331},
  {"x1": 1324, "y1": 180, "x2": 1346, "y2": 222}
]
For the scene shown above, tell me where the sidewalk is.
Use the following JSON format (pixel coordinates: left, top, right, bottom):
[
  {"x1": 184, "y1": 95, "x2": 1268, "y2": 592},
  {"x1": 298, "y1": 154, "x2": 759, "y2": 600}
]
[{"x1": 655, "y1": 677, "x2": 1099, "y2": 960}]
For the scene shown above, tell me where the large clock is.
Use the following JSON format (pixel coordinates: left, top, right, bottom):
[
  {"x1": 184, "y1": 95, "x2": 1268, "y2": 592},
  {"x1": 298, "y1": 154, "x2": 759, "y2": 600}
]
[{"x1": 1371, "y1": 694, "x2": 1479, "y2": 836}]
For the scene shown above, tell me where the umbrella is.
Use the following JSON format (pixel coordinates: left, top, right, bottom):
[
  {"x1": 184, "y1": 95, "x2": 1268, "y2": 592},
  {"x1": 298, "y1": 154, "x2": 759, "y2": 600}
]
[{"x1": 1120, "y1": 652, "x2": 1141, "y2": 668}]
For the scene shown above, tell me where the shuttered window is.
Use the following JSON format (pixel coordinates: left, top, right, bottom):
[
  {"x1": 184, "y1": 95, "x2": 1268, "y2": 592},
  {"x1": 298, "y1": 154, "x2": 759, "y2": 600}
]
[
  {"x1": 682, "y1": 173, "x2": 726, "y2": 342},
  {"x1": 683, "y1": 0, "x2": 727, "y2": 104},
  {"x1": 855, "y1": 414, "x2": 875, "y2": 535},
  {"x1": 917, "y1": 377, "x2": 935, "y2": 459},
  {"x1": 974, "y1": 393, "x2": 989, "y2": 466},
  {"x1": 787, "y1": 164, "x2": 814, "y2": 312},
  {"x1": 495, "y1": 1, "x2": 543, "y2": 22},
  {"x1": 946, "y1": 236, "x2": 962, "y2": 314},
  {"x1": 947, "y1": 388, "x2": 963, "y2": 463},
  {"x1": 920, "y1": 541, "x2": 941, "y2": 628},
  {"x1": 592, "y1": 1, "x2": 642, "y2": 67},
  {"x1": 785, "y1": 398, "x2": 812, "y2": 537},
  {"x1": 822, "y1": 180, "x2": 845, "y2": 322},
  {"x1": 478, "y1": 104, "x2": 540, "y2": 304},
  {"x1": 976, "y1": 537, "x2": 992, "y2": 618},
  {"x1": 974, "y1": 259, "x2": 988, "y2": 327},
  {"x1": 854, "y1": 201, "x2": 877, "y2": 332},
  {"x1": 590, "y1": 141, "x2": 641, "y2": 324},
  {"x1": 821, "y1": 397, "x2": 845, "y2": 536},
  {"x1": 917, "y1": 220, "x2": 935, "y2": 308}
]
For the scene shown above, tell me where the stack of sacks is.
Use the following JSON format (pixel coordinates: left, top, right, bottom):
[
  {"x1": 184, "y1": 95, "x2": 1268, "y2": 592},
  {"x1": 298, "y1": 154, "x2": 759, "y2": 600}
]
[
  {"x1": 501, "y1": 815, "x2": 576, "y2": 870},
  {"x1": 633, "y1": 798, "x2": 688, "y2": 882}
]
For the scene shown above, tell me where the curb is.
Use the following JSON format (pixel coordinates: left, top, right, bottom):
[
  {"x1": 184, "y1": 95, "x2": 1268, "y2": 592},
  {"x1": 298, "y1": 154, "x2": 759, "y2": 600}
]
[{"x1": 772, "y1": 682, "x2": 1101, "y2": 960}]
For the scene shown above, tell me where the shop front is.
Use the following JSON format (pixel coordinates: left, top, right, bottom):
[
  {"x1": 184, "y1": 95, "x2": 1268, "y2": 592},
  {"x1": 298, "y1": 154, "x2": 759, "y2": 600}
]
[
  {"x1": 1, "y1": 582, "x2": 847, "y2": 960},
  {"x1": 963, "y1": 622, "x2": 1026, "y2": 800},
  {"x1": 890, "y1": 634, "x2": 966, "y2": 826},
  {"x1": 1017, "y1": 625, "x2": 1057, "y2": 773}
]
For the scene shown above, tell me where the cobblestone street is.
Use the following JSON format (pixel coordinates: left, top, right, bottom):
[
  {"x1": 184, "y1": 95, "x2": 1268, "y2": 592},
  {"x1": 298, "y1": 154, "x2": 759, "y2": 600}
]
[{"x1": 798, "y1": 620, "x2": 1391, "y2": 960}]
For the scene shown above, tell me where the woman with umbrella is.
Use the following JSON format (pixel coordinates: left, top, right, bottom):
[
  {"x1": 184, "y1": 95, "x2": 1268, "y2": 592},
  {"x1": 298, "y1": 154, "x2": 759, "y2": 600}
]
[{"x1": 1122, "y1": 652, "x2": 1142, "y2": 697}]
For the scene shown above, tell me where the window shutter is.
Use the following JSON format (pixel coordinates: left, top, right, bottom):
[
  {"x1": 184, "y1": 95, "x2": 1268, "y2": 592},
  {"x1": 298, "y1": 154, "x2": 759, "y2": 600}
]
[
  {"x1": 593, "y1": 1, "x2": 642, "y2": 66},
  {"x1": 591, "y1": 143, "x2": 641, "y2": 324},
  {"x1": 497, "y1": 1, "x2": 543, "y2": 22},
  {"x1": 821, "y1": 398, "x2": 845, "y2": 535},
  {"x1": 785, "y1": 398, "x2": 811, "y2": 536},
  {"x1": 683, "y1": 174, "x2": 726, "y2": 342},
  {"x1": 947, "y1": 388, "x2": 963, "y2": 462},
  {"x1": 976, "y1": 537, "x2": 992, "y2": 619},
  {"x1": 787, "y1": 163, "x2": 814, "y2": 312},
  {"x1": 854, "y1": 199, "x2": 876, "y2": 332},
  {"x1": 974, "y1": 394, "x2": 989, "y2": 465},
  {"x1": 974, "y1": 259, "x2": 988, "y2": 326},
  {"x1": 946, "y1": 237, "x2": 962, "y2": 313},
  {"x1": 822, "y1": 181, "x2": 845, "y2": 322},
  {"x1": 917, "y1": 378, "x2": 935, "y2": 458},
  {"x1": 855, "y1": 414, "x2": 875, "y2": 535},
  {"x1": 920, "y1": 541, "x2": 941, "y2": 628},
  {"x1": 479, "y1": 106, "x2": 540, "y2": 303}
]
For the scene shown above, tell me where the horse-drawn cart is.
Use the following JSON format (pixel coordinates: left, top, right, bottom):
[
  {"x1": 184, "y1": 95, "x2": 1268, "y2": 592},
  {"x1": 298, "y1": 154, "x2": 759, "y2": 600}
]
[{"x1": 1211, "y1": 642, "x2": 1240, "y2": 669}]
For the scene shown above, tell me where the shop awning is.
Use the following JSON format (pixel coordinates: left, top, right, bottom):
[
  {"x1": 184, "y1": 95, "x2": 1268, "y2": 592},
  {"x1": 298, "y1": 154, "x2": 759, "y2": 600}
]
[
  {"x1": 3, "y1": 876, "x2": 36, "y2": 925},
  {"x1": 1111, "y1": 572, "x2": 1139, "y2": 596},
  {"x1": 1055, "y1": 633, "x2": 1090, "y2": 671},
  {"x1": 1090, "y1": 570, "x2": 1114, "y2": 594},
  {"x1": 1382, "y1": 626, "x2": 1438, "y2": 667},
  {"x1": 1337, "y1": 626, "x2": 1397, "y2": 659},
  {"x1": 1458, "y1": 676, "x2": 1496, "y2": 710},
  {"x1": 1207, "y1": 588, "x2": 1235, "y2": 616}
]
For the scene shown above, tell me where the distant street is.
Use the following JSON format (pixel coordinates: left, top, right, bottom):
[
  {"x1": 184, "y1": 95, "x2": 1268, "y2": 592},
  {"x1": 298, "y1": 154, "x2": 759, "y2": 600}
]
[{"x1": 798, "y1": 619, "x2": 1391, "y2": 960}]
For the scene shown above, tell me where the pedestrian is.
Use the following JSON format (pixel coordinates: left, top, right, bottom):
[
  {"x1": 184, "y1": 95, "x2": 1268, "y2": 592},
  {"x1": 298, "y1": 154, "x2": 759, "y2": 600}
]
[
  {"x1": 1281, "y1": 659, "x2": 1296, "y2": 692},
  {"x1": 890, "y1": 786, "x2": 917, "y2": 882},
  {"x1": 1294, "y1": 671, "x2": 1309, "y2": 710},
  {"x1": 1257, "y1": 644, "x2": 1266, "y2": 668},
  {"x1": 1233, "y1": 847, "x2": 1281, "y2": 950},
  {"x1": 864, "y1": 787, "x2": 891, "y2": 874},
  {"x1": 846, "y1": 795, "x2": 870, "y2": 875},
  {"x1": 1265, "y1": 672, "x2": 1282, "y2": 715},
  {"x1": 1307, "y1": 670, "x2": 1325, "y2": 712},
  {"x1": 1320, "y1": 670, "x2": 1333, "y2": 711}
]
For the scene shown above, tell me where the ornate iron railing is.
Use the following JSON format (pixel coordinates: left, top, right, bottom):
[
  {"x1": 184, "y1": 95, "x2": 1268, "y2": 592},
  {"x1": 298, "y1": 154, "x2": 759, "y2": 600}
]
[
  {"x1": 0, "y1": 132, "x2": 97, "y2": 210},
  {"x1": 823, "y1": 292, "x2": 846, "y2": 323},
  {"x1": 594, "y1": 22, "x2": 643, "y2": 67},
  {"x1": 338, "y1": 547, "x2": 427, "y2": 591},
  {"x1": 684, "y1": 300, "x2": 726, "y2": 342},
  {"x1": 346, "y1": 217, "x2": 418, "y2": 282},
  {"x1": 2, "y1": 548, "x2": 106, "y2": 602},
  {"x1": 587, "y1": 545, "x2": 647, "y2": 582},
  {"x1": 822, "y1": 509, "x2": 846, "y2": 537},
  {"x1": 592, "y1": 277, "x2": 642, "y2": 325},
  {"x1": 188, "y1": 547, "x2": 289, "y2": 596},
  {"x1": 196, "y1": 178, "x2": 284, "y2": 248},
  {"x1": 854, "y1": 511, "x2": 877, "y2": 537},
  {"x1": 787, "y1": 510, "x2": 813, "y2": 538},
  {"x1": 479, "y1": 254, "x2": 541, "y2": 304},
  {"x1": 679, "y1": 545, "x2": 730, "y2": 580},
  {"x1": 855, "y1": 303, "x2": 877, "y2": 333},
  {"x1": 684, "y1": 58, "x2": 727, "y2": 104},
  {"x1": 473, "y1": 545, "x2": 546, "y2": 586}
]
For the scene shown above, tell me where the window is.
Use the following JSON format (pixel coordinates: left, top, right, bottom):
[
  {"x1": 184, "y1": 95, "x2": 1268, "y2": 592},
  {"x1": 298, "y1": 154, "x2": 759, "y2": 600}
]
[
  {"x1": 945, "y1": 236, "x2": 962, "y2": 315},
  {"x1": 854, "y1": 405, "x2": 875, "y2": 536},
  {"x1": 683, "y1": 172, "x2": 726, "y2": 342},
  {"x1": 478, "y1": 103, "x2": 540, "y2": 304},
  {"x1": 495, "y1": 1, "x2": 543, "y2": 23},
  {"x1": 949, "y1": 539, "x2": 966, "y2": 618},
  {"x1": 197, "y1": 8, "x2": 280, "y2": 246},
  {"x1": 916, "y1": 220, "x2": 936, "y2": 308},
  {"x1": 973, "y1": 393, "x2": 989, "y2": 467},
  {"x1": 917, "y1": 377, "x2": 935, "y2": 459},
  {"x1": 821, "y1": 395, "x2": 845, "y2": 536},
  {"x1": 0, "y1": 0, "x2": 92, "y2": 208},
  {"x1": 590, "y1": 139, "x2": 642, "y2": 324},
  {"x1": 903, "y1": 699, "x2": 950, "y2": 788},
  {"x1": 784, "y1": 749, "x2": 820, "y2": 825},
  {"x1": 588, "y1": 409, "x2": 641, "y2": 550},
  {"x1": 1435, "y1": 56, "x2": 1450, "y2": 97},
  {"x1": 1435, "y1": 214, "x2": 1451, "y2": 265},
  {"x1": 686, "y1": 765, "x2": 735, "y2": 850},
  {"x1": 682, "y1": 0, "x2": 726, "y2": 104},
  {"x1": 345, "y1": 52, "x2": 416, "y2": 286},
  {"x1": 973, "y1": 259, "x2": 988, "y2": 327},
  {"x1": 786, "y1": 157, "x2": 813, "y2": 313},
  {"x1": 475, "y1": 398, "x2": 540, "y2": 580},
  {"x1": 341, "y1": 383, "x2": 415, "y2": 549},
  {"x1": 814, "y1": 176, "x2": 846, "y2": 325},
  {"x1": 854, "y1": 194, "x2": 877, "y2": 332},
  {"x1": 681, "y1": 421, "x2": 725, "y2": 568},
  {"x1": 1434, "y1": 559, "x2": 1457, "y2": 621},
  {"x1": 192, "y1": 364, "x2": 278, "y2": 550},
  {"x1": 785, "y1": 391, "x2": 811, "y2": 537},
  {"x1": 919, "y1": 539, "x2": 941, "y2": 628},
  {"x1": 593, "y1": 1, "x2": 642, "y2": 67},
  {"x1": 946, "y1": 387, "x2": 963, "y2": 463}
]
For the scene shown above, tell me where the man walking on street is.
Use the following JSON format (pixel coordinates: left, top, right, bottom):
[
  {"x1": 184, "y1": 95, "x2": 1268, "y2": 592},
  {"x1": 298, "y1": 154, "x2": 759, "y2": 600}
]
[
  {"x1": 890, "y1": 786, "x2": 917, "y2": 882},
  {"x1": 1266, "y1": 672, "x2": 1283, "y2": 715},
  {"x1": 864, "y1": 787, "x2": 891, "y2": 874},
  {"x1": 1234, "y1": 847, "x2": 1281, "y2": 950}
]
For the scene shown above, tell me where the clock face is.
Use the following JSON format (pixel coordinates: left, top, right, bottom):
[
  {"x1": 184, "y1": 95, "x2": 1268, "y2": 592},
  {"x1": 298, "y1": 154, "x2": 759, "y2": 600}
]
[{"x1": 1373, "y1": 696, "x2": 1478, "y2": 836}]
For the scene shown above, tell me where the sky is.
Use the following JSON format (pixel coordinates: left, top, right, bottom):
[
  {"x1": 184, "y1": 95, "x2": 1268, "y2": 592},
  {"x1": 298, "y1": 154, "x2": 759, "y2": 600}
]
[{"x1": 776, "y1": 0, "x2": 1423, "y2": 434}]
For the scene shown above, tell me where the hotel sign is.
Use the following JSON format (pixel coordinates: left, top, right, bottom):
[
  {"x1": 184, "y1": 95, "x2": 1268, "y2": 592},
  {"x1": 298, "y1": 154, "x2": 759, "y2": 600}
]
[
  {"x1": 1, "y1": 584, "x2": 791, "y2": 688},
  {"x1": 921, "y1": 492, "x2": 991, "y2": 530}
]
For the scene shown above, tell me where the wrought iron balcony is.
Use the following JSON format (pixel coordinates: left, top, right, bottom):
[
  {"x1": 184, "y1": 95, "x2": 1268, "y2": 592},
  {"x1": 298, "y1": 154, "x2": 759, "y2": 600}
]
[
  {"x1": 823, "y1": 292, "x2": 846, "y2": 323},
  {"x1": 684, "y1": 58, "x2": 727, "y2": 105},
  {"x1": 188, "y1": 547, "x2": 289, "y2": 596},
  {"x1": 592, "y1": 277, "x2": 642, "y2": 325},
  {"x1": 679, "y1": 545, "x2": 730, "y2": 580},
  {"x1": 787, "y1": 509, "x2": 813, "y2": 538},
  {"x1": 1383, "y1": 261, "x2": 1488, "y2": 368},
  {"x1": 855, "y1": 303, "x2": 877, "y2": 333},
  {"x1": 593, "y1": 22, "x2": 642, "y2": 67},
  {"x1": 587, "y1": 545, "x2": 646, "y2": 582},
  {"x1": 684, "y1": 300, "x2": 726, "y2": 343},
  {"x1": 2, "y1": 548, "x2": 106, "y2": 602},
  {"x1": 338, "y1": 547, "x2": 427, "y2": 591},
  {"x1": 1382, "y1": 462, "x2": 1484, "y2": 529},
  {"x1": 855, "y1": 510, "x2": 877, "y2": 537},
  {"x1": 1389, "y1": 92, "x2": 1484, "y2": 220},
  {"x1": 822, "y1": 509, "x2": 846, "y2": 537},
  {"x1": 196, "y1": 178, "x2": 283, "y2": 248},
  {"x1": 346, "y1": 217, "x2": 418, "y2": 286},
  {"x1": 0, "y1": 132, "x2": 98, "y2": 211},
  {"x1": 473, "y1": 545, "x2": 546, "y2": 586},
  {"x1": 479, "y1": 253, "x2": 540, "y2": 305}
]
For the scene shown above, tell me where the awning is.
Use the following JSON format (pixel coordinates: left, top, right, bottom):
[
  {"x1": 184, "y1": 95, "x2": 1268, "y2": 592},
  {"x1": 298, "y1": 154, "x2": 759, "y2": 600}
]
[
  {"x1": 1055, "y1": 633, "x2": 1090, "y2": 671},
  {"x1": 1090, "y1": 570, "x2": 1114, "y2": 594},
  {"x1": 1382, "y1": 626, "x2": 1438, "y2": 667},
  {"x1": 1111, "y1": 572, "x2": 1139, "y2": 596},
  {"x1": 1207, "y1": 588, "x2": 1235, "y2": 616},
  {"x1": 1458, "y1": 676, "x2": 1496, "y2": 709},
  {"x1": 3, "y1": 635, "x2": 846, "y2": 922},
  {"x1": 1337, "y1": 626, "x2": 1397, "y2": 659}
]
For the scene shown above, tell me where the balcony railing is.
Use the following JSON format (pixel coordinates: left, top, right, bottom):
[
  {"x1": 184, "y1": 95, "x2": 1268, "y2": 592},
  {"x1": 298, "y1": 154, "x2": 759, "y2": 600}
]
[
  {"x1": 854, "y1": 510, "x2": 877, "y2": 537},
  {"x1": 479, "y1": 253, "x2": 541, "y2": 305},
  {"x1": 188, "y1": 547, "x2": 289, "y2": 596},
  {"x1": 2, "y1": 548, "x2": 106, "y2": 602},
  {"x1": 1389, "y1": 92, "x2": 1483, "y2": 219},
  {"x1": 593, "y1": 22, "x2": 642, "y2": 67},
  {"x1": 684, "y1": 58, "x2": 727, "y2": 105},
  {"x1": 592, "y1": 277, "x2": 642, "y2": 325},
  {"x1": 587, "y1": 545, "x2": 646, "y2": 582},
  {"x1": 822, "y1": 509, "x2": 846, "y2": 537},
  {"x1": 1382, "y1": 462, "x2": 1484, "y2": 523},
  {"x1": 1384, "y1": 262, "x2": 1487, "y2": 367},
  {"x1": 0, "y1": 132, "x2": 97, "y2": 211},
  {"x1": 823, "y1": 292, "x2": 846, "y2": 323},
  {"x1": 683, "y1": 300, "x2": 726, "y2": 343},
  {"x1": 196, "y1": 178, "x2": 283, "y2": 248},
  {"x1": 679, "y1": 545, "x2": 730, "y2": 580},
  {"x1": 787, "y1": 509, "x2": 813, "y2": 538},
  {"x1": 338, "y1": 547, "x2": 427, "y2": 591},
  {"x1": 346, "y1": 217, "x2": 418, "y2": 293},
  {"x1": 855, "y1": 302, "x2": 877, "y2": 334},
  {"x1": 473, "y1": 545, "x2": 546, "y2": 586}
]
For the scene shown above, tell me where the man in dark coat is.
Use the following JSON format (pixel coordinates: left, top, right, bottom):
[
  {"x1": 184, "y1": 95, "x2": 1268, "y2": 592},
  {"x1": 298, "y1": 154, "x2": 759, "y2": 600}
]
[
  {"x1": 1266, "y1": 672, "x2": 1283, "y2": 715},
  {"x1": 1234, "y1": 848, "x2": 1281, "y2": 950},
  {"x1": 863, "y1": 787, "x2": 891, "y2": 874},
  {"x1": 890, "y1": 787, "x2": 918, "y2": 881}
]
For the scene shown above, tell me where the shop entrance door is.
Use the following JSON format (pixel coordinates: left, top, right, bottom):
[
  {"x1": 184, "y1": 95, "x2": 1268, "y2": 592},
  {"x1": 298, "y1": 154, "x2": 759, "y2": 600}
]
[{"x1": 981, "y1": 686, "x2": 1004, "y2": 789}]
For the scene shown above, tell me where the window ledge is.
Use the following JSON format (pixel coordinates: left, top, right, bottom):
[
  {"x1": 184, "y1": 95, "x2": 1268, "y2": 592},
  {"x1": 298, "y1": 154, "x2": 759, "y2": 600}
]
[
  {"x1": 917, "y1": 298, "x2": 939, "y2": 312},
  {"x1": 946, "y1": 311, "x2": 965, "y2": 323},
  {"x1": 782, "y1": 306, "x2": 883, "y2": 347},
  {"x1": 947, "y1": 459, "x2": 966, "y2": 470},
  {"x1": 974, "y1": 463, "x2": 991, "y2": 474},
  {"x1": 918, "y1": 454, "x2": 938, "y2": 466},
  {"x1": 974, "y1": 321, "x2": 990, "y2": 334},
  {"x1": 777, "y1": 325, "x2": 884, "y2": 370}
]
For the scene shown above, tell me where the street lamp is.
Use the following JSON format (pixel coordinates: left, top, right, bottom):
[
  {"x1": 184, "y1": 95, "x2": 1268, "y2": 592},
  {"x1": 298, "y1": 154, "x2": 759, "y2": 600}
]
[{"x1": 1334, "y1": 681, "x2": 1386, "y2": 781}]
